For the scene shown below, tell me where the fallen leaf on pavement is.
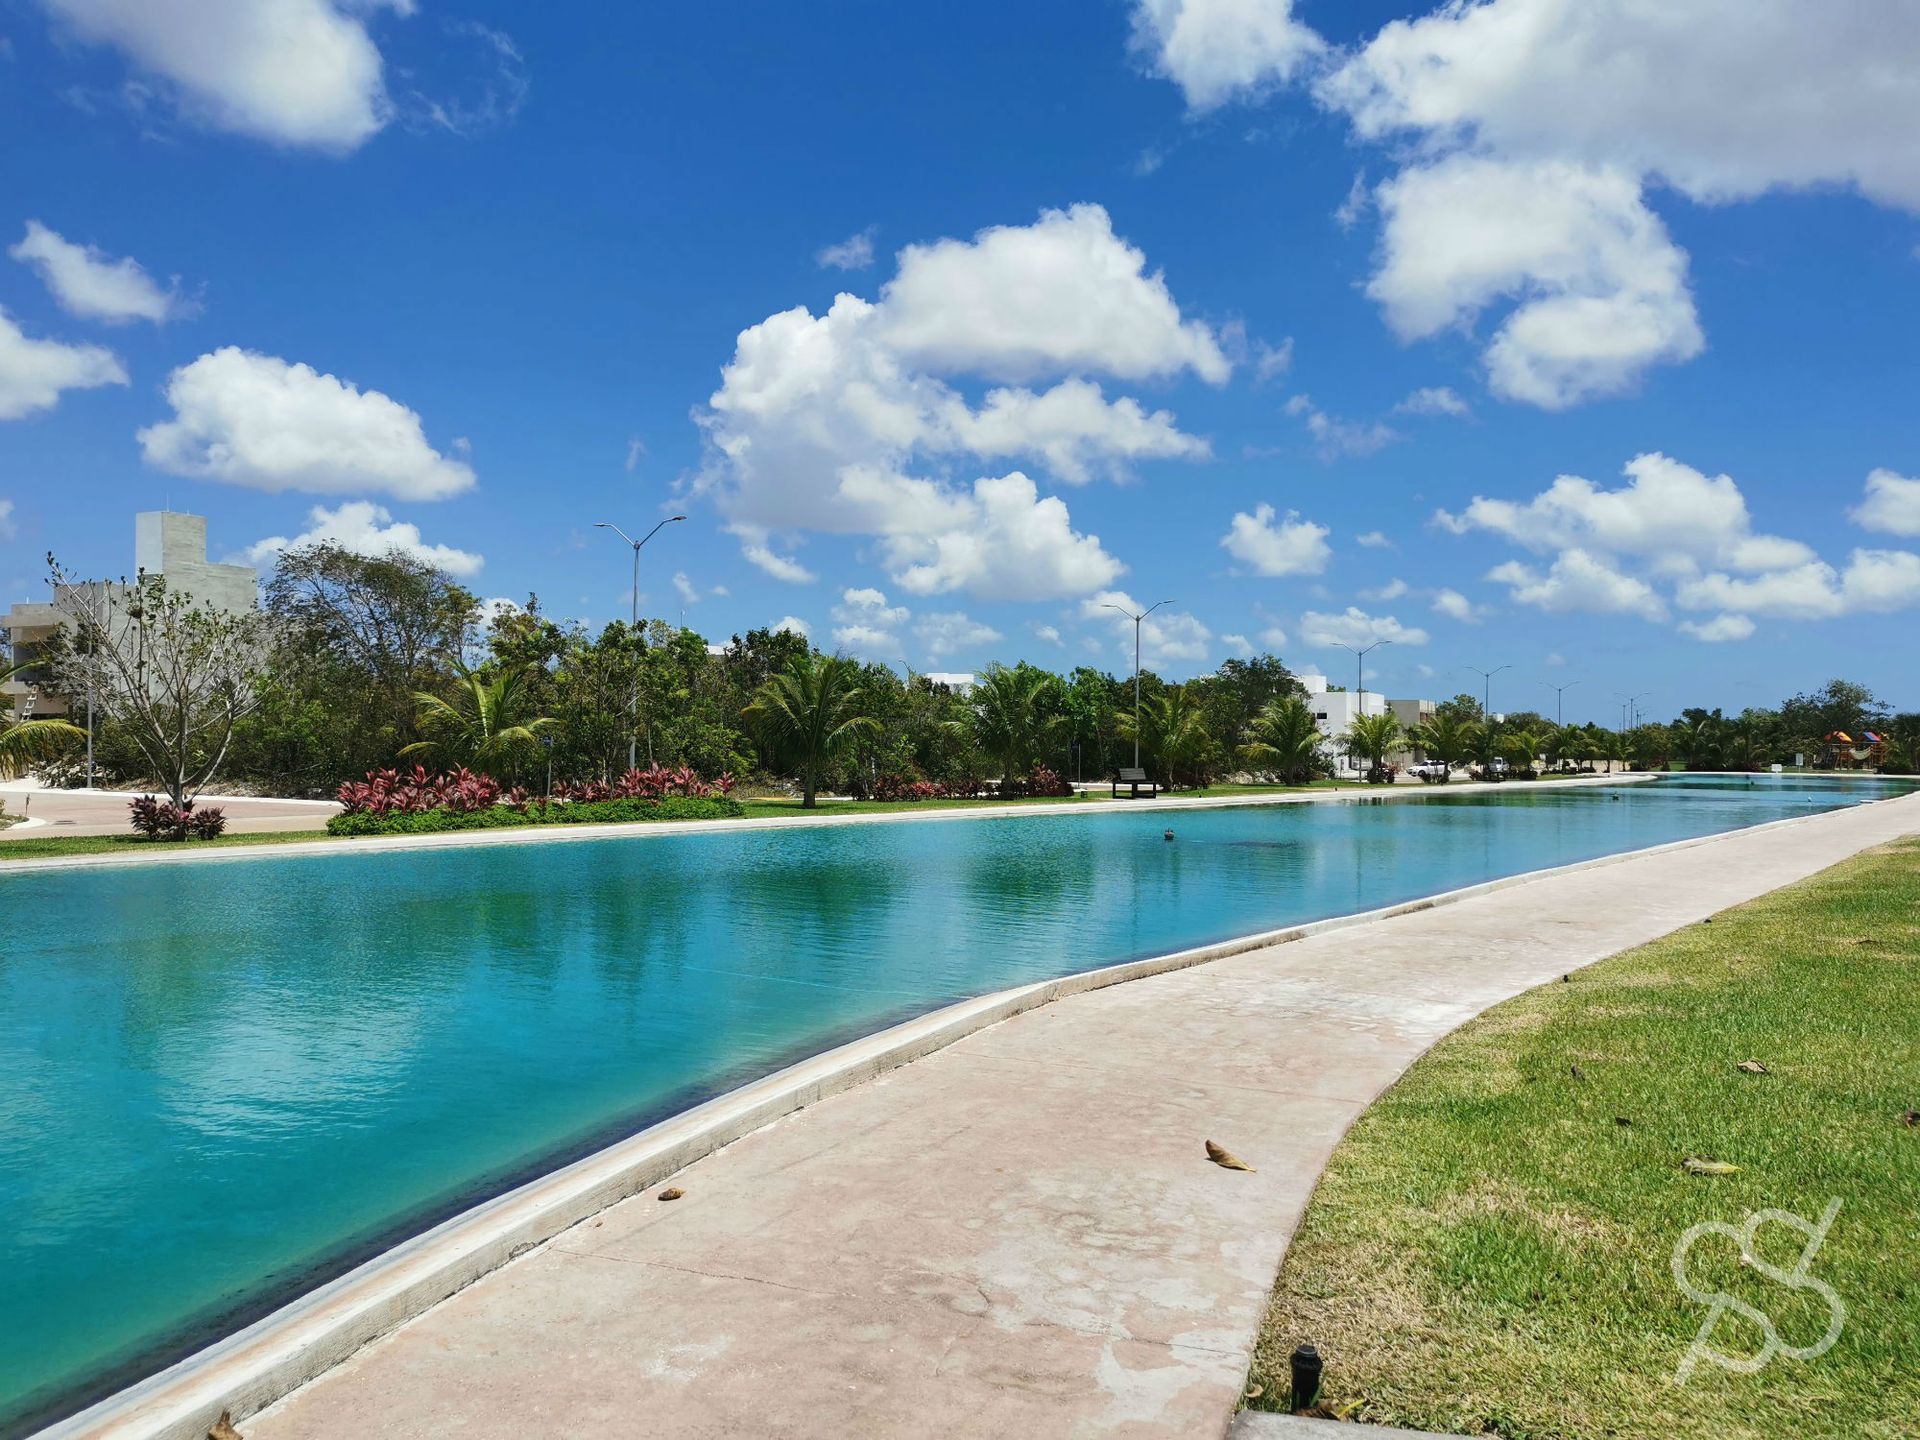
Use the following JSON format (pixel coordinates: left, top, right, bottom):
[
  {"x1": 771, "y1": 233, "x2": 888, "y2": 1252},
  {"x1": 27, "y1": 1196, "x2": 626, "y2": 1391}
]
[
  {"x1": 658, "y1": 1187, "x2": 685, "y2": 1201},
  {"x1": 1206, "y1": 1140, "x2": 1255, "y2": 1171}
]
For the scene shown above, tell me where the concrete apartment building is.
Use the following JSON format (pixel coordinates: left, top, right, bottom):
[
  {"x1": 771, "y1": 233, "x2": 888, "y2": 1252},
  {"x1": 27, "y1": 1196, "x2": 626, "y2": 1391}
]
[
  {"x1": 2, "y1": 512, "x2": 257, "y2": 719},
  {"x1": 1300, "y1": 672, "x2": 1434, "y2": 770}
]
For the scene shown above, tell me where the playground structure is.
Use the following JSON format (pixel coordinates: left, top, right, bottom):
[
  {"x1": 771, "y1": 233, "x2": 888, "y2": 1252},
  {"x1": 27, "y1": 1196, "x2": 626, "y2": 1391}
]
[{"x1": 1819, "y1": 730, "x2": 1886, "y2": 769}]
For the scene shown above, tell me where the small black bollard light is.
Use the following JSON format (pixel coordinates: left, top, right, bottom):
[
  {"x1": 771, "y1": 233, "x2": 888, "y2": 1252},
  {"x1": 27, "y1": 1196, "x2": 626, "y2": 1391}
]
[{"x1": 1289, "y1": 1342, "x2": 1323, "y2": 1413}]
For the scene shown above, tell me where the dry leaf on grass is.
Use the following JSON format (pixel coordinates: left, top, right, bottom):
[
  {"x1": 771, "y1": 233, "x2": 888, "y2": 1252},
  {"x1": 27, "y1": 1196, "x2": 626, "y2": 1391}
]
[
  {"x1": 1683, "y1": 1156, "x2": 1742, "y2": 1176},
  {"x1": 1901, "y1": 1110, "x2": 1919, "y2": 1128},
  {"x1": 1736, "y1": 1059, "x2": 1770, "y2": 1075},
  {"x1": 1206, "y1": 1140, "x2": 1255, "y2": 1171}
]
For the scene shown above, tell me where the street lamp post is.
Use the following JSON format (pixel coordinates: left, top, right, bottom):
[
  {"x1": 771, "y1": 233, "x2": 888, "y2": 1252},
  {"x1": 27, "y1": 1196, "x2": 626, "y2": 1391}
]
[
  {"x1": 1102, "y1": 599, "x2": 1172, "y2": 771},
  {"x1": 594, "y1": 515, "x2": 686, "y2": 771},
  {"x1": 1465, "y1": 663, "x2": 1511, "y2": 723},
  {"x1": 1544, "y1": 679, "x2": 1581, "y2": 727}
]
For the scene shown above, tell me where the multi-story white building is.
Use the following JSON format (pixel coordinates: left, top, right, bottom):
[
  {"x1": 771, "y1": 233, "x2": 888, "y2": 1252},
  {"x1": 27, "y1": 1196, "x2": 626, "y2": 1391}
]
[
  {"x1": 1299, "y1": 673, "x2": 1433, "y2": 770},
  {"x1": 2, "y1": 512, "x2": 257, "y2": 719}
]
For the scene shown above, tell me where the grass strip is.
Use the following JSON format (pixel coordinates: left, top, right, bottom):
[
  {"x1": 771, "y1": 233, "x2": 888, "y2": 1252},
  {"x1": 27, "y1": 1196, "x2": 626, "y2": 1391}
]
[{"x1": 1250, "y1": 838, "x2": 1920, "y2": 1439}]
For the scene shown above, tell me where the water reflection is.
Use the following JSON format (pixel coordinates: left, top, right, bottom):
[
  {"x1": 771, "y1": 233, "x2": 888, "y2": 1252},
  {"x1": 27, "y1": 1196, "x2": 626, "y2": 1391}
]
[{"x1": 0, "y1": 775, "x2": 1910, "y2": 1427}]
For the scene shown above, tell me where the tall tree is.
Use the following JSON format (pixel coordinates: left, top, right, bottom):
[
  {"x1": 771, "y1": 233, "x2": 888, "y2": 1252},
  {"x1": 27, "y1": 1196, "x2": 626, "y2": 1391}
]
[
  {"x1": 745, "y1": 653, "x2": 878, "y2": 807},
  {"x1": 1409, "y1": 713, "x2": 1474, "y2": 776},
  {"x1": 49, "y1": 565, "x2": 268, "y2": 805},
  {"x1": 1343, "y1": 711, "x2": 1403, "y2": 782},
  {"x1": 972, "y1": 663, "x2": 1065, "y2": 787}
]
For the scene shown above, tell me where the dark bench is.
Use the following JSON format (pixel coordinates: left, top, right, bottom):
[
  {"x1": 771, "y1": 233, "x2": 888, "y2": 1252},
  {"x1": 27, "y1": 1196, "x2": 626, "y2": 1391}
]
[{"x1": 1111, "y1": 766, "x2": 1158, "y2": 799}]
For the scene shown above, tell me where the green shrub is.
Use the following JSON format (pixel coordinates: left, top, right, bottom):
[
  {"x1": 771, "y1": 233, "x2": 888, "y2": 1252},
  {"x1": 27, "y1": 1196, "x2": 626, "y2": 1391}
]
[{"x1": 326, "y1": 795, "x2": 744, "y2": 837}]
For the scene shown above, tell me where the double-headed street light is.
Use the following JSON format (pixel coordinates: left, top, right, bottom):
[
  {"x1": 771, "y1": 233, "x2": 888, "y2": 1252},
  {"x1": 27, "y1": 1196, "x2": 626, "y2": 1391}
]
[
  {"x1": 1543, "y1": 678, "x2": 1582, "y2": 727},
  {"x1": 594, "y1": 515, "x2": 686, "y2": 770},
  {"x1": 1465, "y1": 663, "x2": 1511, "y2": 723},
  {"x1": 1102, "y1": 598, "x2": 1172, "y2": 770}
]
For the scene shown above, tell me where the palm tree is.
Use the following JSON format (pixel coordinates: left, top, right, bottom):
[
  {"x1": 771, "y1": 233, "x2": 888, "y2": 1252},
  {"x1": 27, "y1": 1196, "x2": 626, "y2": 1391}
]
[
  {"x1": 1499, "y1": 724, "x2": 1542, "y2": 778},
  {"x1": 971, "y1": 664, "x2": 1065, "y2": 788},
  {"x1": 1120, "y1": 685, "x2": 1216, "y2": 787},
  {"x1": 1409, "y1": 713, "x2": 1473, "y2": 777},
  {"x1": 400, "y1": 663, "x2": 558, "y2": 775},
  {"x1": 1343, "y1": 711, "x2": 1402, "y2": 783},
  {"x1": 1239, "y1": 695, "x2": 1324, "y2": 785},
  {"x1": 1598, "y1": 728, "x2": 1625, "y2": 774},
  {"x1": 745, "y1": 652, "x2": 878, "y2": 807},
  {"x1": 0, "y1": 661, "x2": 84, "y2": 780}
]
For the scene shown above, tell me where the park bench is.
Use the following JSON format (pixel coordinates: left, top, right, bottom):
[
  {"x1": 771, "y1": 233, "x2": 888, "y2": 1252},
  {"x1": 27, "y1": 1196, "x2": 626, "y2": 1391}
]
[{"x1": 1111, "y1": 766, "x2": 1158, "y2": 799}]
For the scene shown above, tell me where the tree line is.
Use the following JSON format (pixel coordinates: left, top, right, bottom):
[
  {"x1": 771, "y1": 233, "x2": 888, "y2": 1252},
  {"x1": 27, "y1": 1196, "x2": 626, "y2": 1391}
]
[{"x1": 12, "y1": 543, "x2": 1917, "y2": 804}]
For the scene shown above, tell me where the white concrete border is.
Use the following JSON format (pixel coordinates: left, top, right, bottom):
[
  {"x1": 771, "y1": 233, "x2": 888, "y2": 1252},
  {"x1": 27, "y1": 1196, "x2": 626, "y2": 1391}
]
[
  {"x1": 0, "y1": 772, "x2": 1653, "y2": 877},
  {"x1": 35, "y1": 786, "x2": 1910, "y2": 1440}
]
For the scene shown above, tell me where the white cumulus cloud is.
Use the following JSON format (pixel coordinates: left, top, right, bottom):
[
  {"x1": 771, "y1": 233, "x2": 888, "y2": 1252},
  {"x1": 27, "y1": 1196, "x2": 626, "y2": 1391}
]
[
  {"x1": 1370, "y1": 157, "x2": 1702, "y2": 409},
  {"x1": 874, "y1": 204, "x2": 1230, "y2": 384},
  {"x1": 0, "y1": 307, "x2": 126, "y2": 419},
  {"x1": 1678, "y1": 614, "x2": 1755, "y2": 643},
  {"x1": 1220, "y1": 503, "x2": 1331, "y2": 577},
  {"x1": 816, "y1": 227, "x2": 875, "y2": 271},
  {"x1": 1129, "y1": 0, "x2": 1325, "y2": 112},
  {"x1": 138, "y1": 347, "x2": 475, "y2": 500},
  {"x1": 1298, "y1": 606, "x2": 1429, "y2": 648},
  {"x1": 916, "y1": 610, "x2": 1003, "y2": 659},
  {"x1": 1395, "y1": 385, "x2": 1470, "y2": 418},
  {"x1": 884, "y1": 472, "x2": 1124, "y2": 601},
  {"x1": 36, "y1": 0, "x2": 407, "y2": 151},
  {"x1": 1487, "y1": 548, "x2": 1667, "y2": 621},
  {"x1": 1435, "y1": 452, "x2": 1810, "y2": 575},
  {"x1": 695, "y1": 210, "x2": 1218, "y2": 600},
  {"x1": 1676, "y1": 550, "x2": 1920, "y2": 620},
  {"x1": 1319, "y1": 0, "x2": 1920, "y2": 212},
  {"x1": 242, "y1": 501, "x2": 483, "y2": 576},
  {"x1": 1852, "y1": 469, "x2": 1920, "y2": 538},
  {"x1": 9, "y1": 220, "x2": 191, "y2": 323},
  {"x1": 1084, "y1": 589, "x2": 1214, "y2": 666}
]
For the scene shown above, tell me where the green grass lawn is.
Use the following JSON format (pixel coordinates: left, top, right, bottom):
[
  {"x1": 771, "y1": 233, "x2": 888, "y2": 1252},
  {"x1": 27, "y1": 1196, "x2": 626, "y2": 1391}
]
[{"x1": 1249, "y1": 838, "x2": 1920, "y2": 1439}]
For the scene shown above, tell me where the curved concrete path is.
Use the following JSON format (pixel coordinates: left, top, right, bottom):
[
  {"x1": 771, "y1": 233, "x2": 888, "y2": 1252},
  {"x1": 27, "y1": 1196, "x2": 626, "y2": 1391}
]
[{"x1": 209, "y1": 795, "x2": 1920, "y2": 1439}]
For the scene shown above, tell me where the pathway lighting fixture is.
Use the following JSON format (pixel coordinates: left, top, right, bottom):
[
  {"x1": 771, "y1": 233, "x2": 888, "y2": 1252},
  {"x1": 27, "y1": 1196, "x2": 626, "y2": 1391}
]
[{"x1": 1290, "y1": 1342, "x2": 1323, "y2": 1412}]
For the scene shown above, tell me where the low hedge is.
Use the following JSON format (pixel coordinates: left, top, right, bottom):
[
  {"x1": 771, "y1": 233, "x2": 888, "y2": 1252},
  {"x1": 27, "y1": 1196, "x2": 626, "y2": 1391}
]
[{"x1": 326, "y1": 795, "x2": 744, "y2": 837}]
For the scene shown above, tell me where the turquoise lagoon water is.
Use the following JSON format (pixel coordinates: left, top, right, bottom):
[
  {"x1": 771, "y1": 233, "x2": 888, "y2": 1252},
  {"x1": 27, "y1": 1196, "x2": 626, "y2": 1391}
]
[{"x1": 0, "y1": 774, "x2": 1909, "y2": 1429}]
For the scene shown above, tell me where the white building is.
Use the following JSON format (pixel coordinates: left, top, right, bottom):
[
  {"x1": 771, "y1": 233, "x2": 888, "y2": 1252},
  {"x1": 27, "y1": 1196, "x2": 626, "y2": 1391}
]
[
  {"x1": 2, "y1": 512, "x2": 257, "y2": 718},
  {"x1": 1299, "y1": 673, "x2": 1433, "y2": 770}
]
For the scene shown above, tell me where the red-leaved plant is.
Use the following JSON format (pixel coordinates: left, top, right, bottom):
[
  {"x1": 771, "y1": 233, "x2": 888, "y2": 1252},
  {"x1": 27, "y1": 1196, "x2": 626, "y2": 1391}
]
[
  {"x1": 128, "y1": 795, "x2": 228, "y2": 840},
  {"x1": 337, "y1": 763, "x2": 735, "y2": 817},
  {"x1": 335, "y1": 765, "x2": 502, "y2": 816}
]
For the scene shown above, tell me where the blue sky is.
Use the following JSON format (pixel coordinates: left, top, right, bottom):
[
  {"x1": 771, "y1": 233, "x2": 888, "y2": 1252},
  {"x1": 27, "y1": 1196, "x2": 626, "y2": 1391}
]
[{"x1": 1, "y1": 0, "x2": 1916, "y2": 725}]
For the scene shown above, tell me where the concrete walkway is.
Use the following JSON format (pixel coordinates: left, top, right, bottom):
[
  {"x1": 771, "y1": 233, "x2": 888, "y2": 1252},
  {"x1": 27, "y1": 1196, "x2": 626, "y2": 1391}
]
[
  {"x1": 0, "y1": 784, "x2": 337, "y2": 837},
  {"x1": 211, "y1": 794, "x2": 1917, "y2": 1439}
]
